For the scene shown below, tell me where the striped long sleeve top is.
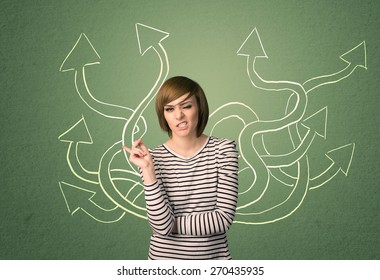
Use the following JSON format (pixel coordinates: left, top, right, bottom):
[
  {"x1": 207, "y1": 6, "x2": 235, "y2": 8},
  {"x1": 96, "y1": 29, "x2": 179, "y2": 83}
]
[{"x1": 143, "y1": 136, "x2": 239, "y2": 260}]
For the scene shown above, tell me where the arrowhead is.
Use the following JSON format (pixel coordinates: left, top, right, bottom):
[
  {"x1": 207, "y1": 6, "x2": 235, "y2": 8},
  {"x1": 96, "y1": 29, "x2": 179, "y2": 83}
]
[
  {"x1": 58, "y1": 116, "x2": 93, "y2": 144},
  {"x1": 326, "y1": 143, "x2": 355, "y2": 175},
  {"x1": 301, "y1": 107, "x2": 328, "y2": 138},
  {"x1": 59, "y1": 182, "x2": 95, "y2": 214},
  {"x1": 135, "y1": 23, "x2": 169, "y2": 56},
  {"x1": 237, "y1": 27, "x2": 268, "y2": 59},
  {"x1": 340, "y1": 41, "x2": 367, "y2": 70},
  {"x1": 59, "y1": 33, "x2": 101, "y2": 72}
]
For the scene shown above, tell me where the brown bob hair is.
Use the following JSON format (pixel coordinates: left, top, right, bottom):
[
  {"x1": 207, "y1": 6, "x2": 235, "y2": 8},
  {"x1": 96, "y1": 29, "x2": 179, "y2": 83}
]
[{"x1": 155, "y1": 76, "x2": 209, "y2": 137}]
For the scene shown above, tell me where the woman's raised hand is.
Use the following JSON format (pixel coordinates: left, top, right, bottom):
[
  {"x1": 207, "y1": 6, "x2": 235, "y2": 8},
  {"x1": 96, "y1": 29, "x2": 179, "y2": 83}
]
[{"x1": 122, "y1": 138, "x2": 153, "y2": 169}]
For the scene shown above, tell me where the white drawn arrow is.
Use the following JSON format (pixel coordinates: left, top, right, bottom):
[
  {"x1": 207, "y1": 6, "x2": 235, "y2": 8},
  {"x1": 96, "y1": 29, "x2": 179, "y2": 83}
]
[
  {"x1": 303, "y1": 41, "x2": 367, "y2": 94},
  {"x1": 309, "y1": 143, "x2": 355, "y2": 190},
  {"x1": 58, "y1": 116, "x2": 98, "y2": 185},
  {"x1": 98, "y1": 23, "x2": 170, "y2": 219},
  {"x1": 60, "y1": 33, "x2": 142, "y2": 123},
  {"x1": 59, "y1": 181, "x2": 126, "y2": 223},
  {"x1": 261, "y1": 107, "x2": 327, "y2": 168},
  {"x1": 235, "y1": 155, "x2": 310, "y2": 225},
  {"x1": 236, "y1": 27, "x2": 308, "y2": 210}
]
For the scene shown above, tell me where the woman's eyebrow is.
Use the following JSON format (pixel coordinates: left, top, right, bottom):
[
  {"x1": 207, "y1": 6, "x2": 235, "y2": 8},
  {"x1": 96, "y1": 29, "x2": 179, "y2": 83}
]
[
  {"x1": 164, "y1": 100, "x2": 192, "y2": 107},
  {"x1": 180, "y1": 100, "x2": 192, "y2": 106}
]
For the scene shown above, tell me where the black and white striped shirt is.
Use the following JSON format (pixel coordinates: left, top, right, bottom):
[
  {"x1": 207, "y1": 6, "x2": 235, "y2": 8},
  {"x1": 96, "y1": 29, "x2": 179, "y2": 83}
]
[{"x1": 143, "y1": 136, "x2": 239, "y2": 260}]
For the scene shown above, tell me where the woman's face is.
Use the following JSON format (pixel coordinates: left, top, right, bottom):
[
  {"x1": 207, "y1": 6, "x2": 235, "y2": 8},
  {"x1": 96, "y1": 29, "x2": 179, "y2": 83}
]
[{"x1": 163, "y1": 93, "x2": 199, "y2": 139}]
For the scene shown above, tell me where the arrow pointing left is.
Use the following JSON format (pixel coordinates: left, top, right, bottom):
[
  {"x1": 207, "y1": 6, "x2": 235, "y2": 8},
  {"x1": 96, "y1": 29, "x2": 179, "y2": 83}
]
[{"x1": 59, "y1": 182, "x2": 126, "y2": 223}]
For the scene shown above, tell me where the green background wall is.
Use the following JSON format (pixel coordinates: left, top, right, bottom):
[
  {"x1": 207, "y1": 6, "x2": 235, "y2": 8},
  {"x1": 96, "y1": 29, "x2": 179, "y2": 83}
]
[{"x1": 1, "y1": 0, "x2": 379, "y2": 259}]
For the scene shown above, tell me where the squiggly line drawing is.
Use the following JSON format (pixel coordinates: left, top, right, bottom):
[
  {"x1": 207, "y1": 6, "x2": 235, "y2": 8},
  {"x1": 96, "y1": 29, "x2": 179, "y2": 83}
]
[
  {"x1": 58, "y1": 23, "x2": 170, "y2": 222},
  {"x1": 58, "y1": 25, "x2": 365, "y2": 225},
  {"x1": 98, "y1": 24, "x2": 170, "y2": 219},
  {"x1": 208, "y1": 28, "x2": 366, "y2": 224},
  {"x1": 231, "y1": 28, "x2": 310, "y2": 225}
]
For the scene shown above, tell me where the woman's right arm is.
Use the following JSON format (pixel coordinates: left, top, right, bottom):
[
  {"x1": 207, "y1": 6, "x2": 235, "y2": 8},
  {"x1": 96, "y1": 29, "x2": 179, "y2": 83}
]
[
  {"x1": 123, "y1": 139, "x2": 174, "y2": 235},
  {"x1": 123, "y1": 138, "x2": 156, "y2": 184}
]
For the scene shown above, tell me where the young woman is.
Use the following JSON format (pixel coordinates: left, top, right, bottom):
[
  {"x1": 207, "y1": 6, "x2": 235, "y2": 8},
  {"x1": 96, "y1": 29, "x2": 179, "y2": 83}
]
[{"x1": 123, "y1": 76, "x2": 238, "y2": 260}]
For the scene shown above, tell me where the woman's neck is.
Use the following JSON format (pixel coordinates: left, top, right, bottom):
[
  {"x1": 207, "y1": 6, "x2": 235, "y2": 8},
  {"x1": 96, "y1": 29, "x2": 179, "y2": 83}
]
[{"x1": 166, "y1": 134, "x2": 208, "y2": 158}]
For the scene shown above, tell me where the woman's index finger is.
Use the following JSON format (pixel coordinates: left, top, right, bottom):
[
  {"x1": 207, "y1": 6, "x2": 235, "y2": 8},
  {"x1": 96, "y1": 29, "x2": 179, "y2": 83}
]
[{"x1": 122, "y1": 145, "x2": 131, "y2": 153}]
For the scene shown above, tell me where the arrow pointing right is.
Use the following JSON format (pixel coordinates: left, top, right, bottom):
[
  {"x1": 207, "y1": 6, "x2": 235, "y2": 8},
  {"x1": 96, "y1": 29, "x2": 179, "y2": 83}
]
[
  {"x1": 303, "y1": 41, "x2": 367, "y2": 94},
  {"x1": 122, "y1": 23, "x2": 170, "y2": 173},
  {"x1": 340, "y1": 41, "x2": 367, "y2": 70},
  {"x1": 136, "y1": 23, "x2": 170, "y2": 56},
  {"x1": 309, "y1": 143, "x2": 355, "y2": 190},
  {"x1": 261, "y1": 107, "x2": 327, "y2": 168},
  {"x1": 326, "y1": 143, "x2": 355, "y2": 175}
]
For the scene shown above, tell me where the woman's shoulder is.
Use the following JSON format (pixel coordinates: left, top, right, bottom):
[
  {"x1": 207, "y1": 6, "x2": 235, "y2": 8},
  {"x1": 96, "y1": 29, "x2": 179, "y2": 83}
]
[
  {"x1": 149, "y1": 144, "x2": 167, "y2": 158},
  {"x1": 208, "y1": 136, "x2": 237, "y2": 155},
  {"x1": 209, "y1": 136, "x2": 236, "y2": 147},
  {"x1": 208, "y1": 136, "x2": 238, "y2": 161}
]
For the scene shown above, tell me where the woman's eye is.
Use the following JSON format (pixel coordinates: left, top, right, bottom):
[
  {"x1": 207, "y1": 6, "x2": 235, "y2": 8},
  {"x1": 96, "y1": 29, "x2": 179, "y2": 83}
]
[
  {"x1": 183, "y1": 105, "x2": 192, "y2": 109},
  {"x1": 164, "y1": 107, "x2": 173, "y2": 112}
]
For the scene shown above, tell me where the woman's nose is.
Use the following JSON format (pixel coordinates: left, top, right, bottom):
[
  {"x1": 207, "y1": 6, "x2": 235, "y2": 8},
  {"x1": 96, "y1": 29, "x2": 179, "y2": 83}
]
[{"x1": 175, "y1": 108, "x2": 184, "y2": 119}]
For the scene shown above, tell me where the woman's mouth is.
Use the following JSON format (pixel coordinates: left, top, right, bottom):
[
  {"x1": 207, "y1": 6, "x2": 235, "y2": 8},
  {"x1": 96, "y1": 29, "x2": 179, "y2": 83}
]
[{"x1": 177, "y1": 121, "x2": 188, "y2": 128}]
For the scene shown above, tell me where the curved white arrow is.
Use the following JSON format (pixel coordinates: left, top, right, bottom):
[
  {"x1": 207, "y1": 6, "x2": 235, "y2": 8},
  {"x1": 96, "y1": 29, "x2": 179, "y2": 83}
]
[
  {"x1": 303, "y1": 41, "x2": 367, "y2": 94},
  {"x1": 58, "y1": 115, "x2": 98, "y2": 185},
  {"x1": 309, "y1": 143, "x2": 355, "y2": 190},
  {"x1": 99, "y1": 23, "x2": 170, "y2": 219},
  {"x1": 60, "y1": 33, "x2": 144, "y2": 123},
  {"x1": 236, "y1": 27, "x2": 308, "y2": 209},
  {"x1": 59, "y1": 181, "x2": 126, "y2": 223}
]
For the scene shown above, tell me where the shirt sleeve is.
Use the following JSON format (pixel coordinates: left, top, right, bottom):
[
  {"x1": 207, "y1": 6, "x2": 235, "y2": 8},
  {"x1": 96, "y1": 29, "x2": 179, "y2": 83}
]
[
  {"x1": 141, "y1": 150, "x2": 175, "y2": 236},
  {"x1": 143, "y1": 180, "x2": 175, "y2": 236},
  {"x1": 175, "y1": 139, "x2": 239, "y2": 236}
]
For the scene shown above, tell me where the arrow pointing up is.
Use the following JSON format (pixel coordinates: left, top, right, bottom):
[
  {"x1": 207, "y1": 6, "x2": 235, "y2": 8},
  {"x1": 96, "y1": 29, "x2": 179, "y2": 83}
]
[
  {"x1": 60, "y1": 33, "x2": 101, "y2": 72},
  {"x1": 58, "y1": 116, "x2": 98, "y2": 184},
  {"x1": 237, "y1": 27, "x2": 268, "y2": 59},
  {"x1": 301, "y1": 107, "x2": 328, "y2": 139},
  {"x1": 135, "y1": 23, "x2": 169, "y2": 56},
  {"x1": 58, "y1": 116, "x2": 93, "y2": 144}
]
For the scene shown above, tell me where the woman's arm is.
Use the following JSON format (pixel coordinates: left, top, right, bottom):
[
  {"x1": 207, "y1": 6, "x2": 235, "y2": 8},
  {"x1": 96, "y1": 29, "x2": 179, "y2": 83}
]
[{"x1": 123, "y1": 139, "x2": 174, "y2": 235}]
